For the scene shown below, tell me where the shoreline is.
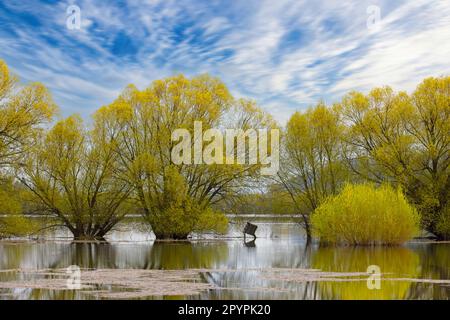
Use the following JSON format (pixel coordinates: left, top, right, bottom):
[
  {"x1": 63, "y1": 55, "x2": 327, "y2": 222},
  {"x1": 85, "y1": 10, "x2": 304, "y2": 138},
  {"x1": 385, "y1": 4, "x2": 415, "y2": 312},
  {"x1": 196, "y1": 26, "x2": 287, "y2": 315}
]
[{"x1": 0, "y1": 237, "x2": 449, "y2": 245}]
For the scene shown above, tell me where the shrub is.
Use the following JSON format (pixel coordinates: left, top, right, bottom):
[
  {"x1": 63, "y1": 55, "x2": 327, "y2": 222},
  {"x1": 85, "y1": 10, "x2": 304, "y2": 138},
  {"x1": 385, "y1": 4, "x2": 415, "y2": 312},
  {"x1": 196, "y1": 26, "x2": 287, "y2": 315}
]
[
  {"x1": 146, "y1": 166, "x2": 228, "y2": 240},
  {"x1": 148, "y1": 204, "x2": 228, "y2": 240},
  {"x1": 311, "y1": 183, "x2": 420, "y2": 245},
  {"x1": 436, "y1": 203, "x2": 450, "y2": 240},
  {"x1": 0, "y1": 180, "x2": 36, "y2": 238}
]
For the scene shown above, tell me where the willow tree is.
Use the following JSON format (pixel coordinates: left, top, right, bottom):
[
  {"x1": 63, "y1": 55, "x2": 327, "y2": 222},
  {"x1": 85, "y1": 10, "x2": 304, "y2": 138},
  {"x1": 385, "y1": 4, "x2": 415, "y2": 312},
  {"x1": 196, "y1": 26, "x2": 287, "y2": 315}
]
[
  {"x1": 0, "y1": 59, "x2": 56, "y2": 237},
  {"x1": 19, "y1": 115, "x2": 133, "y2": 240},
  {"x1": 341, "y1": 77, "x2": 450, "y2": 239},
  {"x1": 279, "y1": 102, "x2": 349, "y2": 240},
  {"x1": 0, "y1": 178, "x2": 36, "y2": 237},
  {"x1": 100, "y1": 74, "x2": 277, "y2": 239}
]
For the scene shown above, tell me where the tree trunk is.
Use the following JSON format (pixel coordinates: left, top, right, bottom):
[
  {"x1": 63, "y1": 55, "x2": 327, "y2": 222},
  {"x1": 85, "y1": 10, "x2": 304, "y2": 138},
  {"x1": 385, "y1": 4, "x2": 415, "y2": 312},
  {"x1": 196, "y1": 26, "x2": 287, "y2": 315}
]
[
  {"x1": 72, "y1": 230, "x2": 107, "y2": 241},
  {"x1": 305, "y1": 233, "x2": 312, "y2": 245},
  {"x1": 303, "y1": 220, "x2": 312, "y2": 244},
  {"x1": 154, "y1": 232, "x2": 190, "y2": 240}
]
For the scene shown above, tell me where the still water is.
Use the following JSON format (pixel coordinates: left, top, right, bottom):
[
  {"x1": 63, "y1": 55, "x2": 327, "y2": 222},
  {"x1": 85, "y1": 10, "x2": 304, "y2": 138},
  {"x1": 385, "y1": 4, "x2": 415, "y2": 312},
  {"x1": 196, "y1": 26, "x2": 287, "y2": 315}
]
[{"x1": 0, "y1": 217, "x2": 449, "y2": 300}]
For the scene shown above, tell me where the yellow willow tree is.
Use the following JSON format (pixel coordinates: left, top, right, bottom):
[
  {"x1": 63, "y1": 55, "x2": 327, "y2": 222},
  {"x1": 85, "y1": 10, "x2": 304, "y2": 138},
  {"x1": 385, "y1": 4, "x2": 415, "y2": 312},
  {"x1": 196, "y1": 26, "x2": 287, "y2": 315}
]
[
  {"x1": 0, "y1": 178, "x2": 36, "y2": 237},
  {"x1": 279, "y1": 102, "x2": 350, "y2": 241},
  {"x1": 99, "y1": 74, "x2": 277, "y2": 239},
  {"x1": 19, "y1": 114, "x2": 134, "y2": 240},
  {"x1": 340, "y1": 77, "x2": 450, "y2": 239},
  {"x1": 0, "y1": 59, "x2": 57, "y2": 237}
]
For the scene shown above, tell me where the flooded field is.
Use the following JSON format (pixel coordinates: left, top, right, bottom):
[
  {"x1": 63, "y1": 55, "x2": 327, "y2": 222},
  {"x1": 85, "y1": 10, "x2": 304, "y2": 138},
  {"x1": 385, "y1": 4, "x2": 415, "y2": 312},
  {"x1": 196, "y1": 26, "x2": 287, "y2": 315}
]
[{"x1": 0, "y1": 217, "x2": 449, "y2": 300}]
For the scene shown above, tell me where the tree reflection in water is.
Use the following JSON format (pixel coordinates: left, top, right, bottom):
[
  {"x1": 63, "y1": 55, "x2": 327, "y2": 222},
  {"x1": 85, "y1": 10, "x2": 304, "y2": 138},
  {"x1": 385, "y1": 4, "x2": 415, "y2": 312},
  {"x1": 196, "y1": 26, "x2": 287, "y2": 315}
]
[
  {"x1": 311, "y1": 246, "x2": 420, "y2": 299},
  {"x1": 0, "y1": 220, "x2": 449, "y2": 300}
]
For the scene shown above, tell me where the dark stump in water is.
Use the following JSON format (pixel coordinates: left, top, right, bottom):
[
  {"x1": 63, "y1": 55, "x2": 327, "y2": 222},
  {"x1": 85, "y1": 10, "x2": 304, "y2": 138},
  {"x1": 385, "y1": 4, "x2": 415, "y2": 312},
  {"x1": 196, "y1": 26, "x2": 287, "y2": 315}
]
[{"x1": 243, "y1": 222, "x2": 257, "y2": 239}]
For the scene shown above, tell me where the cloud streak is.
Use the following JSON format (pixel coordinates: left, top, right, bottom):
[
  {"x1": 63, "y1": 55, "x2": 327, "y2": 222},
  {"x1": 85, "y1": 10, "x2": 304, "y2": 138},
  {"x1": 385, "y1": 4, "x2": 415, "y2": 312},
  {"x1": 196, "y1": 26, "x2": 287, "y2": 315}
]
[{"x1": 0, "y1": 0, "x2": 448, "y2": 124}]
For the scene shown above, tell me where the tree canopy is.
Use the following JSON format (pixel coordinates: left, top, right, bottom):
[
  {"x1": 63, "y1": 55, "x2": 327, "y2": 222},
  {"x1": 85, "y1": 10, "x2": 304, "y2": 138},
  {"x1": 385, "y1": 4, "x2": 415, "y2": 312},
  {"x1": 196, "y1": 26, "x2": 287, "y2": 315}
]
[
  {"x1": 0, "y1": 57, "x2": 448, "y2": 241},
  {"x1": 0, "y1": 59, "x2": 57, "y2": 237}
]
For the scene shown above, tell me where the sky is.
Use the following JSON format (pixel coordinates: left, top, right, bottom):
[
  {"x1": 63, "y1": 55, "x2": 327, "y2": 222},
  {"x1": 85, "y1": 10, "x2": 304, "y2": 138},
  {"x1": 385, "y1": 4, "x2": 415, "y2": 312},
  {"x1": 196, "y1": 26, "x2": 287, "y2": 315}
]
[{"x1": 0, "y1": 0, "x2": 449, "y2": 124}]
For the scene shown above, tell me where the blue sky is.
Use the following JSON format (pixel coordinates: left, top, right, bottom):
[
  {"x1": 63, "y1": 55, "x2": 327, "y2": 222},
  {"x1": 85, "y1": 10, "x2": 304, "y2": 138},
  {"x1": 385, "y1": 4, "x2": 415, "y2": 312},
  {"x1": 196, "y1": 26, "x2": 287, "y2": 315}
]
[{"x1": 0, "y1": 0, "x2": 449, "y2": 124}]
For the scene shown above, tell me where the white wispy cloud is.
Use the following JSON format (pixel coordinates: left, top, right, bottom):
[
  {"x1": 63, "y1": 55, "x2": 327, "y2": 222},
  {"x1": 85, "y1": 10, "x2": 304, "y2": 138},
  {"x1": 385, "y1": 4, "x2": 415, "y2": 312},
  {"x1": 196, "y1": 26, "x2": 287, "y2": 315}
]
[{"x1": 0, "y1": 0, "x2": 448, "y2": 124}]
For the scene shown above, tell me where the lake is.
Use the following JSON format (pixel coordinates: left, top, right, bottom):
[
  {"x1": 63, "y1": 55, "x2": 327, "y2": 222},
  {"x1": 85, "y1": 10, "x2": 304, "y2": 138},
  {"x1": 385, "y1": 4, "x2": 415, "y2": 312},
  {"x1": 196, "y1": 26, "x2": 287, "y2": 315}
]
[{"x1": 0, "y1": 217, "x2": 449, "y2": 300}]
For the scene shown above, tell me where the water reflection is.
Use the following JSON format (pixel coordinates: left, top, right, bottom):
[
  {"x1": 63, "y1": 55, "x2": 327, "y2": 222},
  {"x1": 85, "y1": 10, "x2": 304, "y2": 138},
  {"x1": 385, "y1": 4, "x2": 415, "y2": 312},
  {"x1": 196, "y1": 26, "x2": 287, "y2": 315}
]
[
  {"x1": 244, "y1": 239, "x2": 256, "y2": 248},
  {"x1": 311, "y1": 246, "x2": 420, "y2": 299},
  {"x1": 407, "y1": 243, "x2": 450, "y2": 299},
  {"x1": 144, "y1": 242, "x2": 229, "y2": 269},
  {"x1": 0, "y1": 218, "x2": 449, "y2": 300}
]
